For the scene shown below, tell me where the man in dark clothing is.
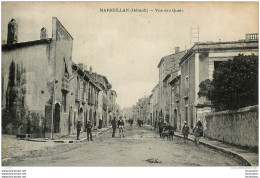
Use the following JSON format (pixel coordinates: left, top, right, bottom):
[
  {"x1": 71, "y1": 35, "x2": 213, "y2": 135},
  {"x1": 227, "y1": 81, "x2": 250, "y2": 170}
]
[
  {"x1": 158, "y1": 118, "x2": 163, "y2": 138},
  {"x1": 98, "y1": 118, "x2": 103, "y2": 129},
  {"x1": 182, "y1": 121, "x2": 190, "y2": 143},
  {"x1": 111, "y1": 117, "x2": 117, "y2": 137},
  {"x1": 86, "y1": 121, "x2": 93, "y2": 141},
  {"x1": 131, "y1": 119, "x2": 134, "y2": 126},
  {"x1": 76, "y1": 121, "x2": 82, "y2": 140},
  {"x1": 117, "y1": 116, "x2": 125, "y2": 137},
  {"x1": 196, "y1": 119, "x2": 203, "y2": 136}
]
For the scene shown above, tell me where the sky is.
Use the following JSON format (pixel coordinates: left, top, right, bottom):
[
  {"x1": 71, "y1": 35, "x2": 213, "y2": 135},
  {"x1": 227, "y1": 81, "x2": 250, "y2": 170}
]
[{"x1": 2, "y1": 2, "x2": 258, "y2": 108}]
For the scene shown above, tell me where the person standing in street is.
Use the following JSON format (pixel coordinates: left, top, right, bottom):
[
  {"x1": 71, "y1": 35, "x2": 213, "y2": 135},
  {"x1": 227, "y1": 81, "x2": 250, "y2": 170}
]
[
  {"x1": 76, "y1": 121, "x2": 82, "y2": 140},
  {"x1": 182, "y1": 121, "x2": 190, "y2": 143},
  {"x1": 117, "y1": 116, "x2": 125, "y2": 137},
  {"x1": 193, "y1": 122, "x2": 201, "y2": 146},
  {"x1": 197, "y1": 119, "x2": 203, "y2": 136},
  {"x1": 86, "y1": 121, "x2": 93, "y2": 141},
  {"x1": 158, "y1": 118, "x2": 163, "y2": 138},
  {"x1": 111, "y1": 117, "x2": 117, "y2": 137}
]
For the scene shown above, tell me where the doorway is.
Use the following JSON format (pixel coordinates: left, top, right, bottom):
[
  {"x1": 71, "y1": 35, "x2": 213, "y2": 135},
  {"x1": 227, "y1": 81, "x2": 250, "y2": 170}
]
[
  {"x1": 174, "y1": 109, "x2": 177, "y2": 128},
  {"x1": 54, "y1": 103, "x2": 61, "y2": 133}
]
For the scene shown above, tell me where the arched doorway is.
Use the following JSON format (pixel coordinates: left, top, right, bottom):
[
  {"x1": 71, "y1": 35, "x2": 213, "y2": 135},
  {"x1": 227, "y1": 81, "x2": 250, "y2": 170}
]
[{"x1": 54, "y1": 103, "x2": 61, "y2": 133}]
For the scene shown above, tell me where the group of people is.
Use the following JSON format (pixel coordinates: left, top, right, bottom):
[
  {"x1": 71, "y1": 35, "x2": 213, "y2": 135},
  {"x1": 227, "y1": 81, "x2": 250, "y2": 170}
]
[
  {"x1": 75, "y1": 115, "x2": 127, "y2": 141},
  {"x1": 76, "y1": 120, "x2": 93, "y2": 141},
  {"x1": 111, "y1": 116, "x2": 125, "y2": 138},
  {"x1": 128, "y1": 118, "x2": 134, "y2": 126},
  {"x1": 157, "y1": 119, "x2": 176, "y2": 139},
  {"x1": 157, "y1": 117, "x2": 203, "y2": 145},
  {"x1": 182, "y1": 120, "x2": 203, "y2": 145},
  {"x1": 137, "y1": 119, "x2": 144, "y2": 127}
]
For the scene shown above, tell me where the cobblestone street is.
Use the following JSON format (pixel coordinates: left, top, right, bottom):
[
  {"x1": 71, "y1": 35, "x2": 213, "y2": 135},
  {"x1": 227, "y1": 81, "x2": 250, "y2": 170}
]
[{"x1": 3, "y1": 125, "x2": 242, "y2": 167}]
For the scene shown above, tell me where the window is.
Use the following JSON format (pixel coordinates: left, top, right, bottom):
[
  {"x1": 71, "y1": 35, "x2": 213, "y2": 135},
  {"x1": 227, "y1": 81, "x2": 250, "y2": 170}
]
[
  {"x1": 63, "y1": 58, "x2": 69, "y2": 78},
  {"x1": 214, "y1": 61, "x2": 226, "y2": 71},
  {"x1": 185, "y1": 75, "x2": 189, "y2": 88}
]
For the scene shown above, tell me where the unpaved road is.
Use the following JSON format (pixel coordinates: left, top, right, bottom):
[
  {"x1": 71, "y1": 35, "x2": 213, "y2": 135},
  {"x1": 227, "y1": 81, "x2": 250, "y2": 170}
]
[{"x1": 5, "y1": 125, "x2": 241, "y2": 166}]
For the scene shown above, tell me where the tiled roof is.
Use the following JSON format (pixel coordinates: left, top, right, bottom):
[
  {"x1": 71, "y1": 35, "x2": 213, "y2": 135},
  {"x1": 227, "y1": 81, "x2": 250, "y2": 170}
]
[{"x1": 157, "y1": 50, "x2": 186, "y2": 68}]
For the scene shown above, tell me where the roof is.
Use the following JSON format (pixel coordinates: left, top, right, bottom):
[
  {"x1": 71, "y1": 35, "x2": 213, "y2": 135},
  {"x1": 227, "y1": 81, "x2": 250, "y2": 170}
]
[
  {"x1": 180, "y1": 40, "x2": 259, "y2": 65},
  {"x1": 110, "y1": 90, "x2": 117, "y2": 97},
  {"x1": 71, "y1": 63, "x2": 101, "y2": 91},
  {"x1": 157, "y1": 50, "x2": 186, "y2": 68},
  {"x1": 151, "y1": 83, "x2": 159, "y2": 92},
  {"x1": 2, "y1": 38, "x2": 52, "y2": 51},
  {"x1": 162, "y1": 74, "x2": 171, "y2": 82},
  {"x1": 169, "y1": 74, "x2": 181, "y2": 85}
]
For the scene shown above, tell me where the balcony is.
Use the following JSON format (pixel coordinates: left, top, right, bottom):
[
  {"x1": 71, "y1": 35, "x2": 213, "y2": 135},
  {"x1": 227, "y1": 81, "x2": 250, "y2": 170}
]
[{"x1": 61, "y1": 76, "x2": 70, "y2": 92}]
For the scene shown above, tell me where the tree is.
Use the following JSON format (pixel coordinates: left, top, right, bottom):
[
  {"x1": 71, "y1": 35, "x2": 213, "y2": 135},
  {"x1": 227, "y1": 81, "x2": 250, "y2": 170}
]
[{"x1": 199, "y1": 54, "x2": 258, "y2": 111}]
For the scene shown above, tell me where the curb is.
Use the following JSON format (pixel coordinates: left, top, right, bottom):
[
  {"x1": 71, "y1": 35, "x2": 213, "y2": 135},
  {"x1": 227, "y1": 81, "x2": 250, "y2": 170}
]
[
  {"x1": 143, "y1": 125, "x2": 252, "y2": 166},
  {"x1": 25, "y1": 128, "x2": 112, "y2": 143}
]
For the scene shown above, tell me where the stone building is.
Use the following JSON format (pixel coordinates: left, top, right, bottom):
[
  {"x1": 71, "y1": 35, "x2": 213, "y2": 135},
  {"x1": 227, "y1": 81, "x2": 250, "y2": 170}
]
[
  {"x1": 2, "y1": 17, "x2": 74, "y2": 137},
  {"x1": 157, "y1": 47, "x2": 186, "y2": 123},
  {"x1": 132, "y1": 96, "x2": 150, "y2": 124},
  {"x1": 148, "y1": 94, "x2": 153, "y2": 126},
  {"x1": 71, "y1": 63, "x2": 101, "y2": 134},
  {"x1": 91, "y1": 73, "x2": 112, "y2": 128},
  {"x1": 151, "y1": 84, "x2": 159, "y2": 127},
  {"x1": 121, "y1": 107, "x2": 133, "y2": 123},
  {"x1": 168, "y1": 72, "x2": 181, "y2": 130},
  {"x1": 2, "y1": 17, "x2": 116, "y2": 138},
  {"x1": 179, "y1": 38, "x2": 258, "y2": 132},
  {"x1": 108, "y1": 90, "x2": 117, "y2": 123}
]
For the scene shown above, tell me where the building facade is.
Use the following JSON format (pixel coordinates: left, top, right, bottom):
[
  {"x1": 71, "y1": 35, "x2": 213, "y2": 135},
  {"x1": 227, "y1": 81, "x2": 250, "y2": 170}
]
[
  {"x1": 2, "y1": 17, "x2": 116, "y2": 138},
  {"x1": 157, "y1": 47, "x2": 186, "y2": 123},
  {"x1": 151, "y1": 84, "x2": 159, "y2": 127},
  {"x1": 179, "y1": 40, "x2": 259, "y2": 133},
  {"x1": 2, "y1": 17, "x2": 74, "y2": 137}
]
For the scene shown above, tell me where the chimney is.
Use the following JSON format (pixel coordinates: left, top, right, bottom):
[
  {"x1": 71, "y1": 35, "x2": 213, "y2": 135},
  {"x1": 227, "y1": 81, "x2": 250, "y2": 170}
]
[
  {"x1": 89, "y1": 66, "x2": 92, "y2": 74},
  {"x1": 7, "y1": 18, "x2": 18, "y2": 44},
  {"x1": 78, "y1": 63, "x2": 84, "y2": 70},
  {"x1": 175, "y1": 47, "x2": 180, "y2": 54},
  {"x1": 40, "y1": 27, "x2": 48, "y2": 39}
]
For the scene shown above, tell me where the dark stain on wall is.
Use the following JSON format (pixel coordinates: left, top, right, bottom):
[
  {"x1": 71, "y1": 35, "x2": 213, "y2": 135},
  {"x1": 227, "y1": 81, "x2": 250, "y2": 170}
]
[{"x1": 3, "y1": 61, "x2": 27, "y2": 134}]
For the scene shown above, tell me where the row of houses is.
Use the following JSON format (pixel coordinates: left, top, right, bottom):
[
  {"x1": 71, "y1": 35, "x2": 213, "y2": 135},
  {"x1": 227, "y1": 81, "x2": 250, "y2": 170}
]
[
  {"x1": 136, "y1": 33, "x2": 258, "y2": 133},
  {"x1": 2, "y1": 18, "x2": 118, "y2": 138}
]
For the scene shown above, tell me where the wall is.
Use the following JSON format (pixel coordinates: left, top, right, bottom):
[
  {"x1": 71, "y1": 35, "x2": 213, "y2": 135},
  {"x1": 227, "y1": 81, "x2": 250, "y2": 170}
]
[
  {"x1": 2, "y1": 43, "x2": 52, "y2": 135},
  {"x1": 52, "y1": 17, "x2": 73, "y2": 136},
  {"x1": 180, "y1": 53, "x2": 196, "y2": 130},
  {"x1": 205, "y1": 105, "x2": 258, "y2": 148},
  {"x1": 2, "y1": 44, "x2": 51, "y2": 112}
]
